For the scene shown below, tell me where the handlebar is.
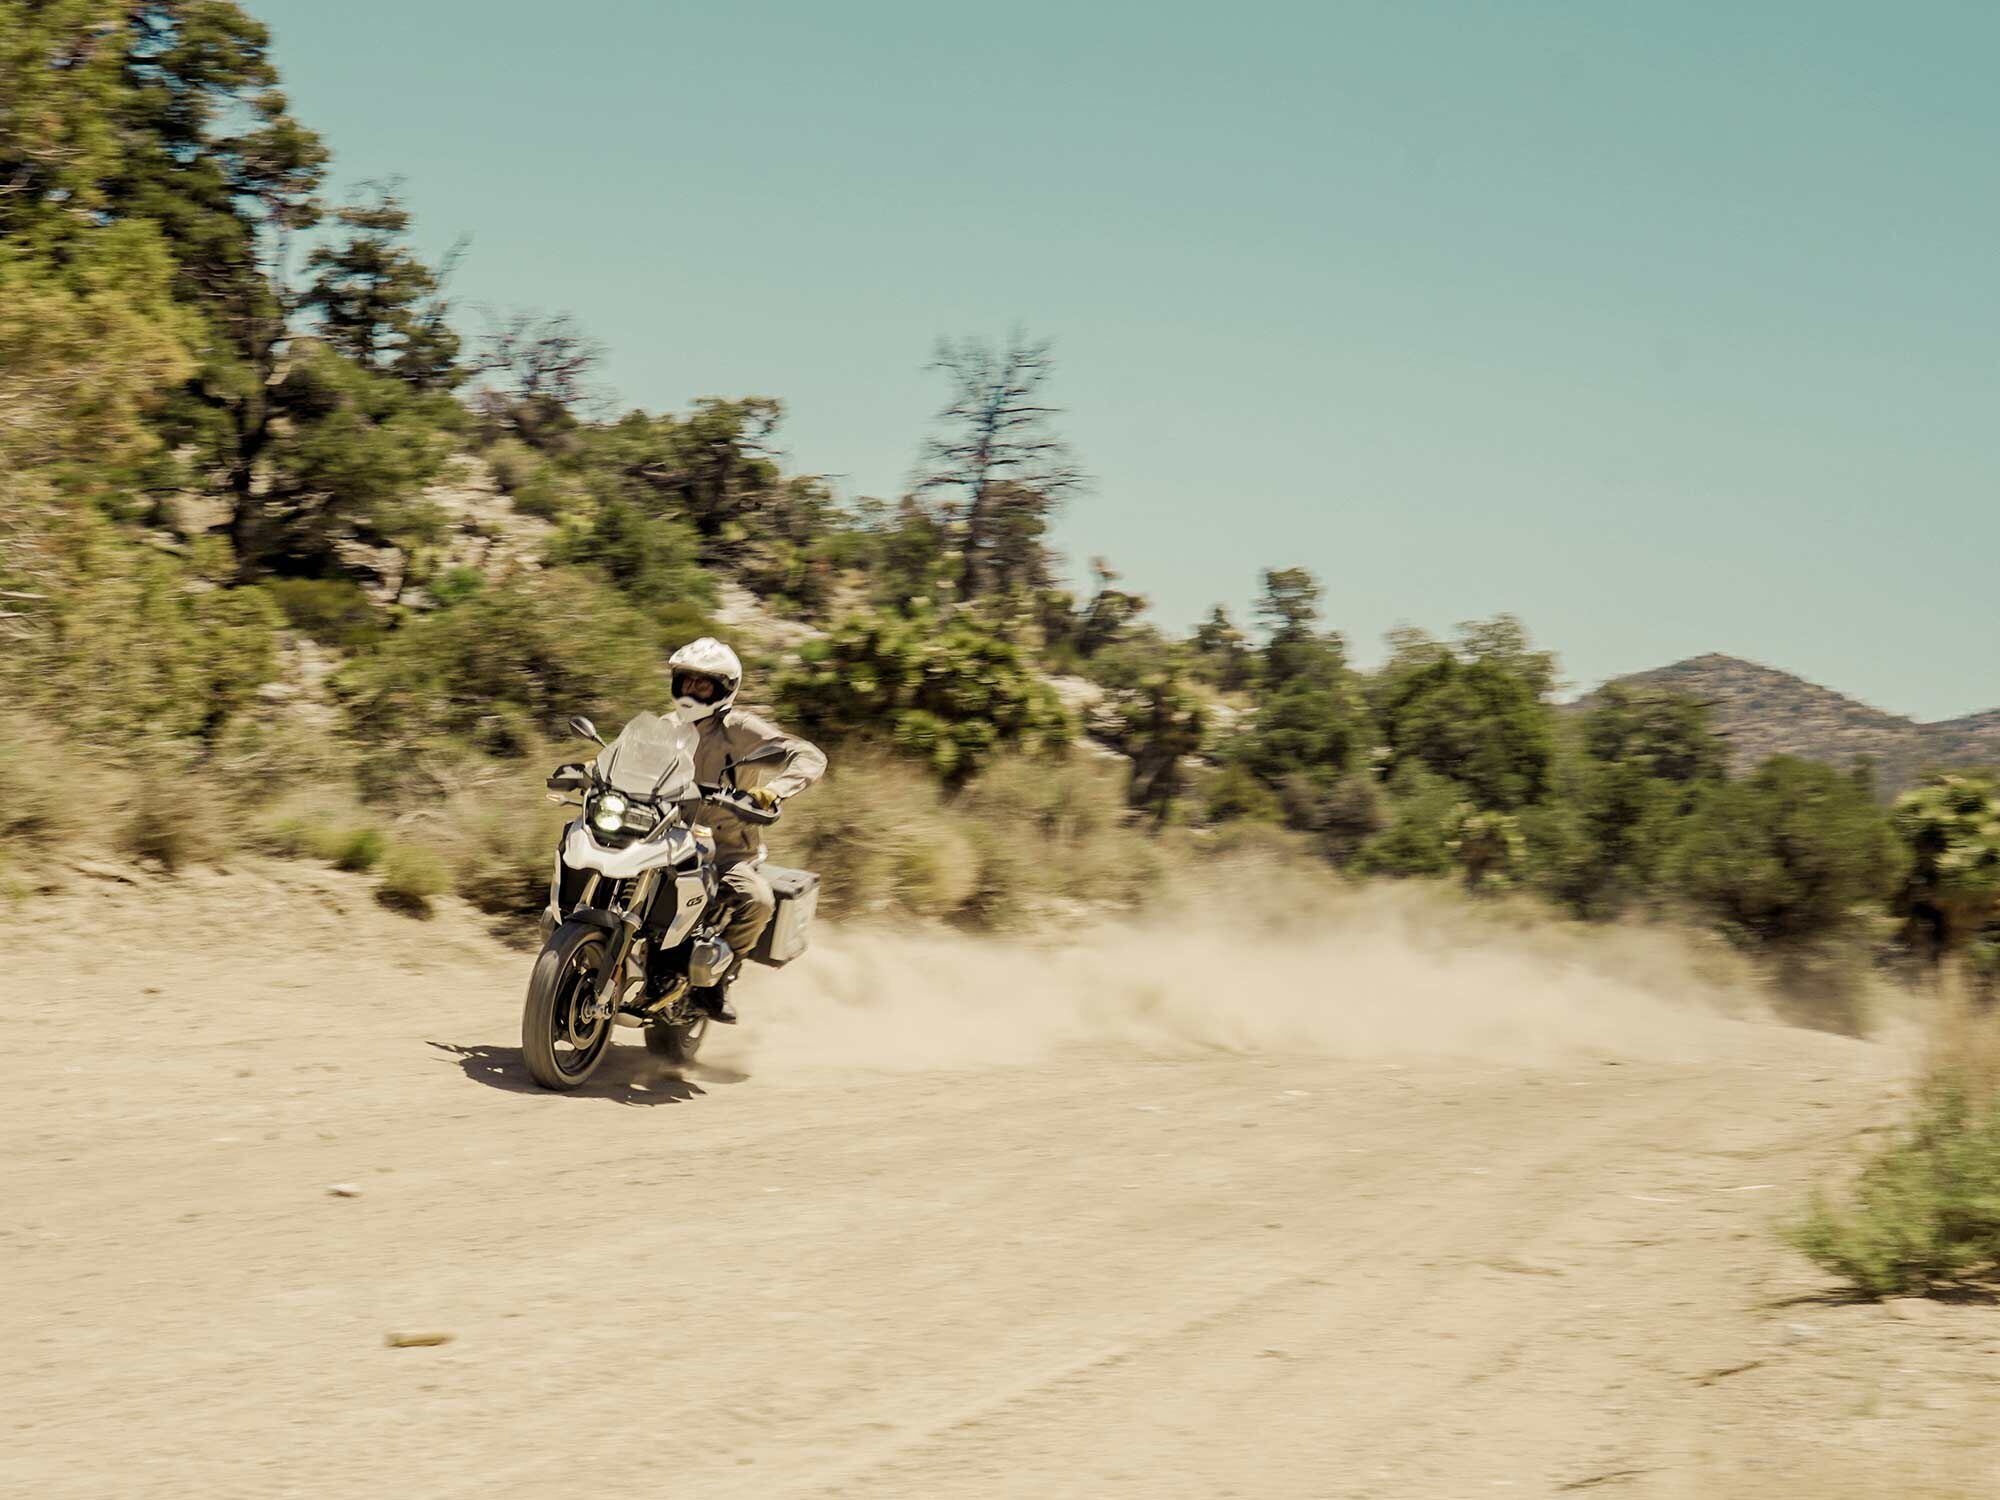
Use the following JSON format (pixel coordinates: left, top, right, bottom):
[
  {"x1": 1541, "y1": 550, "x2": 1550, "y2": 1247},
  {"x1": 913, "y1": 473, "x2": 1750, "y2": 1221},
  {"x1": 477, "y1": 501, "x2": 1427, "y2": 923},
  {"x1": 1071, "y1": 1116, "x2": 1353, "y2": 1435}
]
[
  {"x1": 696, "y1": 784, "x2": 782, "y2": 825},
  {"x1": 545, "y1": 764, "x2": 781, "y2": 824}
]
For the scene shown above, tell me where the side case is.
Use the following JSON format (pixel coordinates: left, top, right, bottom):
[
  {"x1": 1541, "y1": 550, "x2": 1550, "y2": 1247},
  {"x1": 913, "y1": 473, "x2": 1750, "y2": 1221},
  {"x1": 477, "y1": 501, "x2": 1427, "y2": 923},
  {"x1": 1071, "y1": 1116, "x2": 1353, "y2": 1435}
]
[{"x1": 750, "y1": 863, "x2": 820, "y2": 967}]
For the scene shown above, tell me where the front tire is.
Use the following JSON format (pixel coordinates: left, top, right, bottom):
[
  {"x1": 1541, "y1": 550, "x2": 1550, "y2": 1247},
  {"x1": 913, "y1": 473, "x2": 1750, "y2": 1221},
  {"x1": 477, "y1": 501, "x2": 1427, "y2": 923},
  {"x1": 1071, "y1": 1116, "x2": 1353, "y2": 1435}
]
[{"x1": 522, "y1": 920, "x2": 617, "y2": 1090}]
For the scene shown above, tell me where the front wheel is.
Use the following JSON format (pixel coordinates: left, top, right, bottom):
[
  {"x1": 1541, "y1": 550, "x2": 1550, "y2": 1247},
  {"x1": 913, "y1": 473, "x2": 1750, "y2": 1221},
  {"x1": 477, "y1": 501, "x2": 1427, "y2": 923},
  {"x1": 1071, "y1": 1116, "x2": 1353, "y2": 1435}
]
[{"x1": 522, "y1": 920, "x2": 617, "y2": 1090}]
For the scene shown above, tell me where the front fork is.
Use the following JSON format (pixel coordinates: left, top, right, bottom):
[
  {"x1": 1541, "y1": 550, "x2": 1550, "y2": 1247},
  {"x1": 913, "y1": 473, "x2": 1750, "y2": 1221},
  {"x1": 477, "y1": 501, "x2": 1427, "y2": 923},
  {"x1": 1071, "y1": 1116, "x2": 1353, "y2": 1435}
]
[{"x1": 583, "y1": 869, "x2": 659, "y2": 1023}]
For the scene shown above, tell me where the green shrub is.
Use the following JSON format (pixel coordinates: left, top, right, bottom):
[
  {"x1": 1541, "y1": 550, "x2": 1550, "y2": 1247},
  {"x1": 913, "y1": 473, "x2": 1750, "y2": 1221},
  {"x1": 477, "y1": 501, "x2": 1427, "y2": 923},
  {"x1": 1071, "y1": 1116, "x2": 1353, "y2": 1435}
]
[
  {"x1": 548, "y1": 497, "x2": 718, "y2": 611},
  {"x1": 426, "y1": 566, "x2": 486, "y2": 607},
  {"x1": 1351, "y1": 763, "x2": 1462, "y2": 878},
  {"x1": 1203, "y1": 762, "x2": 1284, "y2": 825},
  {"x1": 484, "y1": 438, "x2": 577, "y2": 520},
  {"x1": 1446, "y1": 805, "x2": 1526, "y2": 892},
  {"x1": 1788, "y1": 1082, "x2": 2000, "y2": 1297},
  {"x1": 1374, "y1": 655, "x2": 1553, "y2": 812},
  {"x1": 1893, "y1": 772, "x2": 2000, "y2": 973},
  {"x1": 376, "y1": 843, "x2": 449, "y2": 915},
  {"x1": 331, "y1": 826, "x2": 386, "y2": 872},
  {"x1": 33, "y1": 528, "x2": 284, "y2": 744},
  {"x1": 1670, "y1": 756, "x2": 1904, "y2": 951},
  {"x1": 776, "y1": 602, "x2": 1071, "y2": 786},
  {"x1": 335, "y1": 569, "x2": 665, "y2": 758},
  {"x1": 483, "y1": 437, "x2": 541, "y2": 495},
  {"x1": 262, "y1": 576, "x2": 383, "y2": 649}
]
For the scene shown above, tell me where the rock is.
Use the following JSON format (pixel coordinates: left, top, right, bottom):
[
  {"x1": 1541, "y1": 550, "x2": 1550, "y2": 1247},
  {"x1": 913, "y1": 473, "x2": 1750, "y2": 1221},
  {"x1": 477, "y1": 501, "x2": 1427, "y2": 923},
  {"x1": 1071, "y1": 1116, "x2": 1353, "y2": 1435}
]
[
  {"x1": 326, "y1": 1183, "x2": 362, "y2": 1198},
  {"x1": 385, "y1": 1331, "x2": 454, "y2": 1348}
]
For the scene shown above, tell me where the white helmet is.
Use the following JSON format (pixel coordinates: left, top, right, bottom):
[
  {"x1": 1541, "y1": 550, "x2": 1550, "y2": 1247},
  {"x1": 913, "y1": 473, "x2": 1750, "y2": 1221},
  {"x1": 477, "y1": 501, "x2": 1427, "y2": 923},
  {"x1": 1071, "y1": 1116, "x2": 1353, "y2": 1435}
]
[{"x1": 668, "y1": 637, "x2": 743, "y2": 722}]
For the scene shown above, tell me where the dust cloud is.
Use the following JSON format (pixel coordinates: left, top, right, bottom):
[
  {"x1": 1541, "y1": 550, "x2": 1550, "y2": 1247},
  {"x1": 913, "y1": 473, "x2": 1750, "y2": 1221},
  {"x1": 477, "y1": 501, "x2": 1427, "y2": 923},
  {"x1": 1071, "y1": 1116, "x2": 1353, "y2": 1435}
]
[{"x1": 717, "y1": 883, "x2": 1779, "y2": 1078}]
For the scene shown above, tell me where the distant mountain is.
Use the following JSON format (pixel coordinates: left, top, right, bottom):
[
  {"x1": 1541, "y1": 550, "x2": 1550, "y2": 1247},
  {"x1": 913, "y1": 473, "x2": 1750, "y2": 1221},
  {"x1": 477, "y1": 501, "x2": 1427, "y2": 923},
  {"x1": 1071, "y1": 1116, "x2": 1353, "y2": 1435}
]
[{"x1": 1584, "y1": 654, "x2": 2000, "y2": 789}]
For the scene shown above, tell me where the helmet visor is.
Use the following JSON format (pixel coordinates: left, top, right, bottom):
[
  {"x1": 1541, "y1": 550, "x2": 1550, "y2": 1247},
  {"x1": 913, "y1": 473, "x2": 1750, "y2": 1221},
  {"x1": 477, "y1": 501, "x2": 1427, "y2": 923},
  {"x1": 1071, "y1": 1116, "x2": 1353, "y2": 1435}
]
[{"x1": 672, "y1": 668, "x2": 728, "y2": 704}]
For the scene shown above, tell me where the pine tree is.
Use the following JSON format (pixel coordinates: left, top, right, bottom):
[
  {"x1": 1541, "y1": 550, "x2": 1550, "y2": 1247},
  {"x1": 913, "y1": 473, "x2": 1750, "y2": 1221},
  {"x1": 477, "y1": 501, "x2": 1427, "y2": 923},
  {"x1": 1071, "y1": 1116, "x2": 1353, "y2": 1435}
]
[{"x1": 303, "y1": 184, "x2": 462, "y2": 390}]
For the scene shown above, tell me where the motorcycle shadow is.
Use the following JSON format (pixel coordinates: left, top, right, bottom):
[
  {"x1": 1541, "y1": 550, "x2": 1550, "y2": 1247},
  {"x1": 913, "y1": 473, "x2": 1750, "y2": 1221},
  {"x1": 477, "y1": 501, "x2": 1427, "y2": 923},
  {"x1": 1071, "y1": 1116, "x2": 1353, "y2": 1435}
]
[{"x1": 427, "y1": 1040, "x2": 727, "y2": 1105}]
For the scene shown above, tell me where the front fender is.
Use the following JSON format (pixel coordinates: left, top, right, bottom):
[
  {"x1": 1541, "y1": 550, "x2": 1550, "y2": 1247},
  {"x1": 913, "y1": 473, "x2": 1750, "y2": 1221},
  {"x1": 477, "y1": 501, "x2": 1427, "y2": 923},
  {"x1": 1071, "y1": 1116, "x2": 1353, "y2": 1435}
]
[{"x1": 561, "y1": 823, "x2": 692, "y2": 879}]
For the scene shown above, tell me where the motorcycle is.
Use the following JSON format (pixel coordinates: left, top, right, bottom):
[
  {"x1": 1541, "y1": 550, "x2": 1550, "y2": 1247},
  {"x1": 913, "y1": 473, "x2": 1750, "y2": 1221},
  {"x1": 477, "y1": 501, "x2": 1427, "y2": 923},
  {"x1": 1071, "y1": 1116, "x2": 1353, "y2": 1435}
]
[{"x1": 521, "y1": 710, "x2": 819, "y2": 1091}]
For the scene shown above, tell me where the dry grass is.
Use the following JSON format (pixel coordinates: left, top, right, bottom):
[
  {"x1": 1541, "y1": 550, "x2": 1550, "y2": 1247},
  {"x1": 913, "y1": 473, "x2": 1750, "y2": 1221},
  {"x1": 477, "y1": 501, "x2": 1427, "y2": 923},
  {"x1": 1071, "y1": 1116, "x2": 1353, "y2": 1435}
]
[
  {"x1": 773, "y1": 749, "x2": 1177, "y2": 928},
  {"x1": 117, "y1": 774, "x2": 234, "y2": 873},
  {"x1": 1923, "y1": 976, "x2": 2000, "y2": 1103}
]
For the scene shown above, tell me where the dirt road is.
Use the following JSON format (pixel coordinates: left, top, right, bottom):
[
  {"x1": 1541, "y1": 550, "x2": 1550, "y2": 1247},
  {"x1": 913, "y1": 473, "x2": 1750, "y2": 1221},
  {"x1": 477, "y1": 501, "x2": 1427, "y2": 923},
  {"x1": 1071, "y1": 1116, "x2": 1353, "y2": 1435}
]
[{"x1": 4, "y1": 865, "x2": 1996, "y2": 1498}]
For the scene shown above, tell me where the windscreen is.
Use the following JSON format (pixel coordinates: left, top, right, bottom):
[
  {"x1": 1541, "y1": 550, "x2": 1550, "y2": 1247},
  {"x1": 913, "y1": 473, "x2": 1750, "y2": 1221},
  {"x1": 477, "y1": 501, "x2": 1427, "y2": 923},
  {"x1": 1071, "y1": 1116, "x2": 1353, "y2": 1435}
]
[{"x1": 596, "y1": 712, "x2": 698, "y2": 800}]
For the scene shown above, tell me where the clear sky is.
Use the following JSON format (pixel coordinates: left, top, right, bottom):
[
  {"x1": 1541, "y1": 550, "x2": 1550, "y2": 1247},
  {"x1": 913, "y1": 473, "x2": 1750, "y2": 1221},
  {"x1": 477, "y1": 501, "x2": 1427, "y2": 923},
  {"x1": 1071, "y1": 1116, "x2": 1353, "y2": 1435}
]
[{"x1": 248, "y1": 0, "x2": 1999, "y2": 720}]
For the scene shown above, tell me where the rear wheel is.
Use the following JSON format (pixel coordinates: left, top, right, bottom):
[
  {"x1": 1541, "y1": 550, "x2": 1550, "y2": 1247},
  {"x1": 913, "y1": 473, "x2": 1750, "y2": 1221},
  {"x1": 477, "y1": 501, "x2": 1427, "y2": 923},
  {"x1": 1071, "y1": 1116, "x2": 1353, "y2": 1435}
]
[
  {"x1": 643, "y1": 1013, "x2": 708, "y2": 1065},
  {"x1": 522, "y1": 921, "x2": 617, "y2": 1090}
]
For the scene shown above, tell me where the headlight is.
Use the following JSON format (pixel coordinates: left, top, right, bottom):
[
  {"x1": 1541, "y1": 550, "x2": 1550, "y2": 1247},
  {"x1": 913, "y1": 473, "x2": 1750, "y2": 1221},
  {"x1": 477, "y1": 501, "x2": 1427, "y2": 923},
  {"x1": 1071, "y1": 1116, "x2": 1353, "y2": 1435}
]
[{"x1": 593, "y1": 792, "x2": 627, "y2": 833}]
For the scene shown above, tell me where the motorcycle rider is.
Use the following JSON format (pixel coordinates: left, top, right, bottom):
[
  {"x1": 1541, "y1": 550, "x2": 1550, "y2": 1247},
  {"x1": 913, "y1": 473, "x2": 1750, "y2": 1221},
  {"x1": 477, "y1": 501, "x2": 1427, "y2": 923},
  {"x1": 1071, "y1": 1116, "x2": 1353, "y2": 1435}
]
[{"x1": 665, "y1": 637, "x2": 825, "y2": 1024}]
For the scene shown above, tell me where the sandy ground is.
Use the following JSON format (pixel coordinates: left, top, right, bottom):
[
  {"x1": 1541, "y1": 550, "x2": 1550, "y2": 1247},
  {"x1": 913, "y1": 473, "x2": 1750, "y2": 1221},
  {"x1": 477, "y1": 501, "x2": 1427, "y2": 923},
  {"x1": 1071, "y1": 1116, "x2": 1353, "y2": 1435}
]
[{"x1": 3, "y1": 862, "x2": 1997, "y2": 1499}]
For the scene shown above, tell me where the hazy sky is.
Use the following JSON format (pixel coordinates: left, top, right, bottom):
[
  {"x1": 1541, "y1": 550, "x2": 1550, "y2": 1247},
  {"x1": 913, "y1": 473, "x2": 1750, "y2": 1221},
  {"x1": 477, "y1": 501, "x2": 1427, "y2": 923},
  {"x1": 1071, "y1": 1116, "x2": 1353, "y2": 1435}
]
[{"x1": 250, "y1": 0, "x2": 1999, "y2": 719}]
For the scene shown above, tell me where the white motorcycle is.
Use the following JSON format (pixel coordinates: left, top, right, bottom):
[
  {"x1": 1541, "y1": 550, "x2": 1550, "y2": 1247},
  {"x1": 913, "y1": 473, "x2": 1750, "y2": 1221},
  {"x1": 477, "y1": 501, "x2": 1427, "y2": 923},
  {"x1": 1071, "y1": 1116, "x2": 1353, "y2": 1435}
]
[{"x1": 522, "y1": 711, "x2": 818, "y2": 1091}]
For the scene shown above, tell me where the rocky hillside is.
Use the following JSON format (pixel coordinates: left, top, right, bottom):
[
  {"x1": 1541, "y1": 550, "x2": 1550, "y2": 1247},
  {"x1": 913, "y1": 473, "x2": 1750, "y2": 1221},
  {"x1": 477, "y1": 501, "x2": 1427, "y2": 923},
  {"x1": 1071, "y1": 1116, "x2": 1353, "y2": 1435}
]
[{"x1": 1591, "y1": 654, "x2": 2000, "y2": 788}]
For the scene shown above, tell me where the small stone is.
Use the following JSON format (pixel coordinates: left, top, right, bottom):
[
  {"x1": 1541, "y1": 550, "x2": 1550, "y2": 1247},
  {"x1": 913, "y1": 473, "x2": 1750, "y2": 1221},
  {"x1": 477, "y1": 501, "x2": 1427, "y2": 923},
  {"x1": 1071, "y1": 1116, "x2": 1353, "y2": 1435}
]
[
  {"x1": 326, "y1": 1183, "x2": 362, "y2": 1198},
  {"x1": 385, "y1": 1331, "x2": 454, "y2": 1348}
]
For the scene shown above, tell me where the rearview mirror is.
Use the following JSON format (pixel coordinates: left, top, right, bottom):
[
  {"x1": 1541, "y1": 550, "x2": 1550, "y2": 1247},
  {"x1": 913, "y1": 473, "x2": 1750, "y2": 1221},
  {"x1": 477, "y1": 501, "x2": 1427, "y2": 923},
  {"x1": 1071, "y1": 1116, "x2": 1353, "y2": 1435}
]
[{"x1": 569, "y1": 715, "x2": 604, "y2": 746}]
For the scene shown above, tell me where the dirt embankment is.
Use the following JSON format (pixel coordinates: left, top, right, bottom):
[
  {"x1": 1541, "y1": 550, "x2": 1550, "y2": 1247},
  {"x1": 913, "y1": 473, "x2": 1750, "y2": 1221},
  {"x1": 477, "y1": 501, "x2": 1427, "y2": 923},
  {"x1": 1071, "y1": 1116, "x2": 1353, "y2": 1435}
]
[{"x1": 3, "y1": 864, "x2": 1995, "y2": 1499}]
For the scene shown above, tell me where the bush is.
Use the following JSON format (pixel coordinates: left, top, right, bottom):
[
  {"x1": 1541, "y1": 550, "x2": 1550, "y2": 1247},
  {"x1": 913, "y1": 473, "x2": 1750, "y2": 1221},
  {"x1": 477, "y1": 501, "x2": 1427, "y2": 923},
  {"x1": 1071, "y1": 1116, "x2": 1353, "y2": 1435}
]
[
  {"x1": 1788, "y1": 1082, "x2": 2000, "y2": 1298},
  {"x1": 549, "y1": 496, "x2": 718, "y2": 613},
  {"x1": 331, "y1": 825, "x2": 386, "y2": 872},
  {"x1": 1893, "y1": 772, "x2": 2000, "y2": 974},
  {"x1": 776, "y1": 602, "x2": 1072, "y2": 785},
  {"x1": 1670, "y1": 756, "x2": 1904, "y2": 952},
  {"x1": 1446, "y1": 806, "x2": 1526, "y2": 892},
  {"x1": 483, "y1": 437, "x2": 541, "y2": 496},
  {"x1": 335, "y1": 569, "x2": 665, "y2": 759},
  {"x1": 31, "y1": 526, "x2": 284, "y2": 744},
  {"x1": 485, "y1": 439, "x2": 588, "y2": 521},
  {"x1": 257, "y1": 808, "x2": 388, "y2": 872},
  {"x1": 1203, "y1": 762, "x2": 1284, "y2": 825},
  {"x1": 262, "y1": 576, "x2": 384, "y2": 649},
  {"x1": 377, "y1": 843, "x2": 449, "y2": 915},
  {"x1": 1351, "y1": 763, "x2": 1462, "y2": 878},
  {"x1": 426, "y1": 566, "x2": 486, "y2": 607},
  {"x1": 1375, "y1": 655, "x2": 1554, "y2": 812}
]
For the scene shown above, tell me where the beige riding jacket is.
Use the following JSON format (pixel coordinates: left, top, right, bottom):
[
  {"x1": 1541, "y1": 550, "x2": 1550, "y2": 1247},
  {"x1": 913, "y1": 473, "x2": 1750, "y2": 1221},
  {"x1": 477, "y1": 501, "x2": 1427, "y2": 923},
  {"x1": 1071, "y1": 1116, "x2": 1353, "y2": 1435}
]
[{"x1": 690, "y1": 706, "x2": 826, "y2": 863}]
